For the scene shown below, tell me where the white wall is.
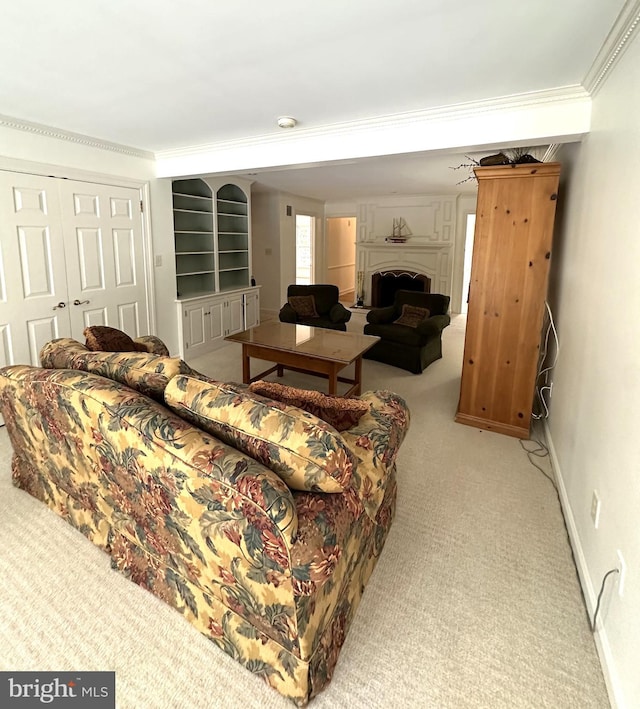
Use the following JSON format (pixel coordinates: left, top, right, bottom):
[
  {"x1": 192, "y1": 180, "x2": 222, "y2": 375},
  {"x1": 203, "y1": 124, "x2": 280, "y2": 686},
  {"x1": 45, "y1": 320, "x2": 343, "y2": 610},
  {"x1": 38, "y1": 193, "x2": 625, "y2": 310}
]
[
  {"x1": 249, "y1": 190, "x2": 325, "y2": 317},
  {"x1": 547, "y1": 33, "x2": 640, "y2": 708},
  {"x1": 251, "y1": 190, "x2": 282, "y2": 317},
  {"x1": 0, "y1": 125, "x2": 179, "y2": 354}
]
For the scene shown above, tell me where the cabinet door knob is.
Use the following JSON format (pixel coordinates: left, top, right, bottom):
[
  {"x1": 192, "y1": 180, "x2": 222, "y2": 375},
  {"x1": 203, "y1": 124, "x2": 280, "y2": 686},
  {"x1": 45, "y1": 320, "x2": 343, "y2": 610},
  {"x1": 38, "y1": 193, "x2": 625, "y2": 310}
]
[
  {"x1": 73, "y1": 299, "x2": 90, "y2": 306},
  {"x1": 52, "y1": 301, "x2": 67, "y2": 310}
]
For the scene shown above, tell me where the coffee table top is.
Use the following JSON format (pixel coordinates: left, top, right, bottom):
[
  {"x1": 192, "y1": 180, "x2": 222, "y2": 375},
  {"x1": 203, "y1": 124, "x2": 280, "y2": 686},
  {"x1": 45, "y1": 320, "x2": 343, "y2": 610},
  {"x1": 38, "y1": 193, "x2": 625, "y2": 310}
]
[{"x1": 226, "y1": 322, "x2": 379, "y2": 364}]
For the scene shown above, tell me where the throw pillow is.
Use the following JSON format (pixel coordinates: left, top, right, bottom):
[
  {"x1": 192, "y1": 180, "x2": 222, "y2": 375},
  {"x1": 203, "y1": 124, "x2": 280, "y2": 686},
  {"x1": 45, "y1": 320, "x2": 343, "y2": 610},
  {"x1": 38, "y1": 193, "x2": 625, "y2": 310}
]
[
  {"x1": 84, "y1": 326, "x2": 147, "y2": 352},
  {"x1": 394, "y1": 304, "x2": 430, "y2": 328},
  {"x1": 288, "y1": 294, "x2": 319, "y2": 319},
  {"x1": 164, "y1": 375, "x2": 356, "y2": 493},
  {"x1": 249, "y1": 381, "x2": 370, "y2": 432}
]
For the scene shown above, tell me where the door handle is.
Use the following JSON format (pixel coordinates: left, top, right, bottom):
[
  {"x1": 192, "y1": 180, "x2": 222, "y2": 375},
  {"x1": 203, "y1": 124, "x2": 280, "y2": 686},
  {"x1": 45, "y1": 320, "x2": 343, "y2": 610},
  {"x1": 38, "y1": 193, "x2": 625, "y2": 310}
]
[
  {"x1": 52, "y1": 301, "x2": 67, "y2": 310},
  {"x1": 73, "y1": 299, "x2": 90, "y2": 306}
]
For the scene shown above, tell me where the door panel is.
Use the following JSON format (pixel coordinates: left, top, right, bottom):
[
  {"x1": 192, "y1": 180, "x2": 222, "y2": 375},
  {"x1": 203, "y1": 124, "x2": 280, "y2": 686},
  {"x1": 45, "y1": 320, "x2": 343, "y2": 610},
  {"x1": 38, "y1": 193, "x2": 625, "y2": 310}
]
[
  {"x1": 0, "y1": 172, "x2": 71, "y2": 366},
  {"x1": 75, "y1": 228, "x2": 105, "y2": 290},
  {"x1": 81, "y1": 306, "x2": 108, "y2": 329},
  {"x1": 118, "y1": 302, "x2": 140, "y2": 335},
  {"x1": 0, "y1": 325, "x2": 12, "y2": 367},
  {"x1": 61, "y1": 180, "x2": 148, "y2": 339},
  {"x1": 208, "y1": 301, "x2": 224, "y2": 343}
]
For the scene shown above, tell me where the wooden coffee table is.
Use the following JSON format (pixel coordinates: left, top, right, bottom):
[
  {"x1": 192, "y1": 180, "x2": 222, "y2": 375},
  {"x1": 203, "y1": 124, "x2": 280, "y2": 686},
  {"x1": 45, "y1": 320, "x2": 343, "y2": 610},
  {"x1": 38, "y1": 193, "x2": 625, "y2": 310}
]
[{"x1": 225, "y1": 322, "x2": 380, "y2": 396}]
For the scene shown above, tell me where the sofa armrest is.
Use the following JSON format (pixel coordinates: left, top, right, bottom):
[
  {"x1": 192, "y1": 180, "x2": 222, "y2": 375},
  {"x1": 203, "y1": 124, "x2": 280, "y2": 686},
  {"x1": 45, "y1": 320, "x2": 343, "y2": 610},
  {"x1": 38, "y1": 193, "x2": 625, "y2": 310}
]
[
  {"x1": 366, "y1": 306, "x2": 396, "y2": 325},
  {"x1": 279, "y1": 303, "x2": 298, "y2": 323},
  {"x1": 340, "y1": 389, "x2": 410, "y2": 521},
  {"x1": 329, "y1": 302, "x2": 352, "y2": 323},
  {"x1": 134, "y1": 335, "x2": 170, "y2": 356},
  {"x1": 416, "y1": 313, "x2": 451, "y2": 338}
]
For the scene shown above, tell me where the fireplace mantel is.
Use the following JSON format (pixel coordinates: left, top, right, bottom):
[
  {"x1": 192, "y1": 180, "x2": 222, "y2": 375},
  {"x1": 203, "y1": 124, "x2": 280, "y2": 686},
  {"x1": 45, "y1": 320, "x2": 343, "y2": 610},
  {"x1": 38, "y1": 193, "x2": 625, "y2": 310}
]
[{"x1": 358, "y1": 241, "x2": 451, "y2": 302}]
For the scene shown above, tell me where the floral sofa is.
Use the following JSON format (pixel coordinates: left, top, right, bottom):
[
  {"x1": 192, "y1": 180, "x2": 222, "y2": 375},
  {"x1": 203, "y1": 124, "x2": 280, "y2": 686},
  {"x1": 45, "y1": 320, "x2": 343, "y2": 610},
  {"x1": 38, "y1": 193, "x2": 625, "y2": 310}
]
[{"x1": 0, "y1": 337, "x2": 409, "y2": 705}]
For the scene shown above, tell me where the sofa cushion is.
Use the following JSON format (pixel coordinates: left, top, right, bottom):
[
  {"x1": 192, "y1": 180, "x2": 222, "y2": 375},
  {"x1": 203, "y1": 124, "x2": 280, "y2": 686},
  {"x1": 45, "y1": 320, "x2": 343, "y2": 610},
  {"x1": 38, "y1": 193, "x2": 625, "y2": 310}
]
[
  {"x1": 84, "y1": 325, "x2": 147, "y2": 352},
  {"x1": 165, "y1": 375, "x2": 356, "y2": 493},
  {"x1": 394, "y1": 304, "x2": 430, "y2": 328},
  {"x1": 248, "y1": 381, "x2": 369, "y2": 432},
  {"x1": 40, "y1": 338, "x2": 194, "y2": 402},
  {"x1": 288, "y1": 295, "x2": 319, "y2": 319}
]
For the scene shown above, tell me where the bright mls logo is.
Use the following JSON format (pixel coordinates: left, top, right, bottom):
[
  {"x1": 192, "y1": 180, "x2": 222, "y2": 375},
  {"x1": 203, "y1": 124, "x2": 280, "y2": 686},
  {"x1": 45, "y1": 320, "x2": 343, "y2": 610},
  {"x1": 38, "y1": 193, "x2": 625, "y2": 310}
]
[{"x1": 2, "y1": 672, "x2": 115, "y2": 707}]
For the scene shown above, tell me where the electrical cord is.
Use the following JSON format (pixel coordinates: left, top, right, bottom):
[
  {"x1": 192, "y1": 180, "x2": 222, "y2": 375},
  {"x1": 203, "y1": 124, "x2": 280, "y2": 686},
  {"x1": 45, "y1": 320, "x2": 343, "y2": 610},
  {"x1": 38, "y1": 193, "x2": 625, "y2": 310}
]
[
  {"x1": 520, "y1": 424, "x2": 621, "y2": 635},
  {"x1": 532, "y1": 301, "x2": 559, "y2": 421},
  {"x1": 519, "y1": 421, "x2": 557, "y2": 490},
  {"x1": 591, "y1": 569, "x2": 619, "y2": 632}
]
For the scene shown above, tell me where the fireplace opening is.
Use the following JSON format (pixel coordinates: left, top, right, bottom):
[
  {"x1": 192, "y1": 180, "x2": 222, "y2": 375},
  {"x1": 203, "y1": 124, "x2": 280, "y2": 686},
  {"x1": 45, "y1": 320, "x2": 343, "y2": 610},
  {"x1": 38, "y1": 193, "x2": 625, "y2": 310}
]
[{"x1": 371, "y1": 270, "x2": 431, "y2": 307}]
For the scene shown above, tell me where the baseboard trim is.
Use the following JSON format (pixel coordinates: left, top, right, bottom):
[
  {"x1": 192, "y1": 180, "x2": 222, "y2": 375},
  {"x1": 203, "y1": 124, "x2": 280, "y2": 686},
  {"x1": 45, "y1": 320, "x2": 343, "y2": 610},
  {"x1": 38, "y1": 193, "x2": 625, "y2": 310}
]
[
  {"x1": 543, "y1": 420, "x2": 623, "y2": 709},
  {"x1": 454, "y1": 412, "x2": 529, "y2": 439}
]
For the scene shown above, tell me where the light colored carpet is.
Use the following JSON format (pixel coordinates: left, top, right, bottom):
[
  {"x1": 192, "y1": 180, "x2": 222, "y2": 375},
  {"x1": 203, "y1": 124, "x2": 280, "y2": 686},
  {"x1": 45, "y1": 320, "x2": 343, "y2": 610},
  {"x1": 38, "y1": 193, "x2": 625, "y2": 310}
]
[{"x1": 0, "y1": 313, "x2": 610, "y2": 708}]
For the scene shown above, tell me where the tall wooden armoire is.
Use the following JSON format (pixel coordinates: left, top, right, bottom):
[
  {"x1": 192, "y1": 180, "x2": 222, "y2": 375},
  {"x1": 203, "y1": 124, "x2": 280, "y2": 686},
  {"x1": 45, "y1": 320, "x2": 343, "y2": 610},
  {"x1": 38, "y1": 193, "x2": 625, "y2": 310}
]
[{"x1": 455, "y1": 162, "x2": 561, "y2": 438}]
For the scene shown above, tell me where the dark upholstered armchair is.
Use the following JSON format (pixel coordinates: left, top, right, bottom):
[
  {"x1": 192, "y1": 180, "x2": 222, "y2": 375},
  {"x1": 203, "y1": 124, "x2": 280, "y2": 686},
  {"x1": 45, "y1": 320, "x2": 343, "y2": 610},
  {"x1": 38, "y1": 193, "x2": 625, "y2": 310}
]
[
  {"x1": 363, "y1": 290, "x2": 451, "y2": 373},
  {"x1": 279, "y1": 284, "x2": 352, "y2": 331}
]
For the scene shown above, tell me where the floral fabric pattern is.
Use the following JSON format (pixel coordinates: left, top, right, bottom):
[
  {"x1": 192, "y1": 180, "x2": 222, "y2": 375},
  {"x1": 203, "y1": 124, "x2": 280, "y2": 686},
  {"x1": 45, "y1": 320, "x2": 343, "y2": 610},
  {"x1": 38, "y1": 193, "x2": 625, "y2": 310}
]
[
  {"x1": 341, "y1": 389, "x2": 410, "y2": 520},
  {"x1": 248, "y1": 380, "x2": 370, "y2": 432},
  {"x1": 0, "y1": 339, "x2": 409, "y2": 706},
  {"x1": 40, "y1": 338, "x2": 195, "y2": 402},
  {"x1": 165, "y1": 375, "x2": 356, "y2": 493}
]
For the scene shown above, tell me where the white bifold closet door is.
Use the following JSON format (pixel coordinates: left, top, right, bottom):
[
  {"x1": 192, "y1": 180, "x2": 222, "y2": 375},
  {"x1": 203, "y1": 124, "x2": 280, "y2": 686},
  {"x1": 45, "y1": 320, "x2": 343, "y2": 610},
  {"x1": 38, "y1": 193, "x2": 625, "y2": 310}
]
[{"x1": 0, "y1": 170, "x2": 149, "y2": 368}]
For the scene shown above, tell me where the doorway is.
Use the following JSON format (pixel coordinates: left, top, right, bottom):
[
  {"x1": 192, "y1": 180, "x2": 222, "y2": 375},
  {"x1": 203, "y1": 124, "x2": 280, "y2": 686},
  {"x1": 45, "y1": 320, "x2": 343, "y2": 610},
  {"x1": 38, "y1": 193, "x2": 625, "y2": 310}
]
[
  {"x1": 460, "y1": 214, "x2": 476, "y2": 314},
  {"x1": 295, "y1": 214, "x2": 314, "y2": 285},
  {"x1": 325, "y1": 216, "x2": 356, "y2": 304}
]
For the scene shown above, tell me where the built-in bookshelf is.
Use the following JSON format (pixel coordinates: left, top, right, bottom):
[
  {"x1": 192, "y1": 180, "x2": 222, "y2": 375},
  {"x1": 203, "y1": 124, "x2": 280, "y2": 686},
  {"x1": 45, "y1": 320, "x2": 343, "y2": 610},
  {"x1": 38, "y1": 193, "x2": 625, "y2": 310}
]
[
  {"x1": 172, "y1": 178, "x2": 215, "y2": 298},
  {"x1": 216, "y1": 183, "x2": 250, "y2": 292},
  {"x1": 172, "y1": 178, "x2": 251, "y2": 299}
]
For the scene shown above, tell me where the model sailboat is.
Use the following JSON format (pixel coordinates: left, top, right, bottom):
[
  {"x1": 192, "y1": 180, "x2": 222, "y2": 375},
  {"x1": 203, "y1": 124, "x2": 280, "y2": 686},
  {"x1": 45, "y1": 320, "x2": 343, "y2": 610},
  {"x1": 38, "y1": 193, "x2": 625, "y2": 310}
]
[{"x1": 385, "y1": 217, "x2": 412, "y2": 243}]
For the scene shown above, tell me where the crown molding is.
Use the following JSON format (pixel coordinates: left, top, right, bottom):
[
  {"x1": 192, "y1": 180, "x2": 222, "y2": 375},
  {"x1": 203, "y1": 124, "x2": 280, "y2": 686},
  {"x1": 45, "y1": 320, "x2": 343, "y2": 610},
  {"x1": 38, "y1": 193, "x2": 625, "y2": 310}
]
[
  {"x1": 583, "y1": 0, "x2": 640, "y2": 94},
  {"x1": 154, "y1": 86, "x2": 590, "y2": 164},
  {"x1": 0, "y1": 114, "x2": 154, "y2": 160}
]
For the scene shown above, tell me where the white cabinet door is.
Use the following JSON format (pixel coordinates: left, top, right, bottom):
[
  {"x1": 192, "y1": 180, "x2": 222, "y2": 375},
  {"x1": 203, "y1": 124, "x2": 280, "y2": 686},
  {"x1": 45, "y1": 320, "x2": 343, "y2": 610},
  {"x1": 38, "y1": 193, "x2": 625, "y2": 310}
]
[
  {"x1": 224, "y1": 294, "x2": 244, "y2": 336},
  {"x1": 180, "y1": 298, "x2": 226, "y2": 357},
  {"x1": 0, "y1": 172, "x2": 72, "y2": 366},
  {"x1": 61, "y1": 180, "x2": 148, "y2": 338},
  {"x1": 207, "y1": 298, "x2": 225, "y2": 346},
  {"x1": 243, "y1": 290, "x2": 260, "y2": 329},
  {"x1": 181, "y1": 301, "x2": 208, "y2": 355}
]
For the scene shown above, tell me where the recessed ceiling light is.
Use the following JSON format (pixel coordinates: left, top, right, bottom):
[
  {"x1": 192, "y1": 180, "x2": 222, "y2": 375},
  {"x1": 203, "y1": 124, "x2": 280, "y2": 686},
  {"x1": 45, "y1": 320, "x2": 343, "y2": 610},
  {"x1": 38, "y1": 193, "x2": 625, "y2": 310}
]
[{"x1": 277, "y1": 116, "x2": 297, "y2": 129}]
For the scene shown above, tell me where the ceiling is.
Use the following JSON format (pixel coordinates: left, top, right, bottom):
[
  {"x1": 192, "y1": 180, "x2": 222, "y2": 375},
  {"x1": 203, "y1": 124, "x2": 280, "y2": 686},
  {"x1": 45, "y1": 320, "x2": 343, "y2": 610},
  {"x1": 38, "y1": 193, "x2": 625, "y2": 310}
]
[{"x1": 0, "y1": 0, "x2": 628, "y2": 200}]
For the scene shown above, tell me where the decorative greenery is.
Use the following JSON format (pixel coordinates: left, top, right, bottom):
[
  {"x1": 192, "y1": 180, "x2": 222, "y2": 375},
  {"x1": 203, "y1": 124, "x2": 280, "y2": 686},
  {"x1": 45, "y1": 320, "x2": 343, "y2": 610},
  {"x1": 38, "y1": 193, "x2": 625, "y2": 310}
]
[{"x1": 450, "y1": 147, "x2": 539, "y2": 184}]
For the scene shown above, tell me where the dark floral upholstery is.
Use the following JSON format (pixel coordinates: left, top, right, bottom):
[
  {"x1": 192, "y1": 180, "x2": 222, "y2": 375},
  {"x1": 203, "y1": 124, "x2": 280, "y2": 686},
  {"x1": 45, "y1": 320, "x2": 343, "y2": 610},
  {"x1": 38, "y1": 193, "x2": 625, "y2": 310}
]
[{"x1": 0, "y1": 337, "x2": 409, "y2": 705}]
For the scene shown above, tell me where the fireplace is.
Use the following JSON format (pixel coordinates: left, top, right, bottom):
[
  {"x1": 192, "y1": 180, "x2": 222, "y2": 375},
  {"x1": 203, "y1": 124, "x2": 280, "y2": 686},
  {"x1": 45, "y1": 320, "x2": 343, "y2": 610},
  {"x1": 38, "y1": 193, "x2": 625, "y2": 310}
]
[{"x1": 371, "y1": 270, "x2": 431, "y2": 307}]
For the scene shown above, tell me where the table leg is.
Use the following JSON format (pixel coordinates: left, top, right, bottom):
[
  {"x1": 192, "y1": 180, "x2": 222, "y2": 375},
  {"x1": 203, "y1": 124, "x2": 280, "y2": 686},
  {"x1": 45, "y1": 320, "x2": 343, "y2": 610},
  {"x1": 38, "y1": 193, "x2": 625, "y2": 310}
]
[
  {"x1": 242, "y1": 345, "x2": 251, "y2": 384},
  {"x1": 328, "y1": 364, "x2": 338, "y2": 395},
  {"x1": 353, "y1": 356, "x2": 362, "y2": 396}
]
